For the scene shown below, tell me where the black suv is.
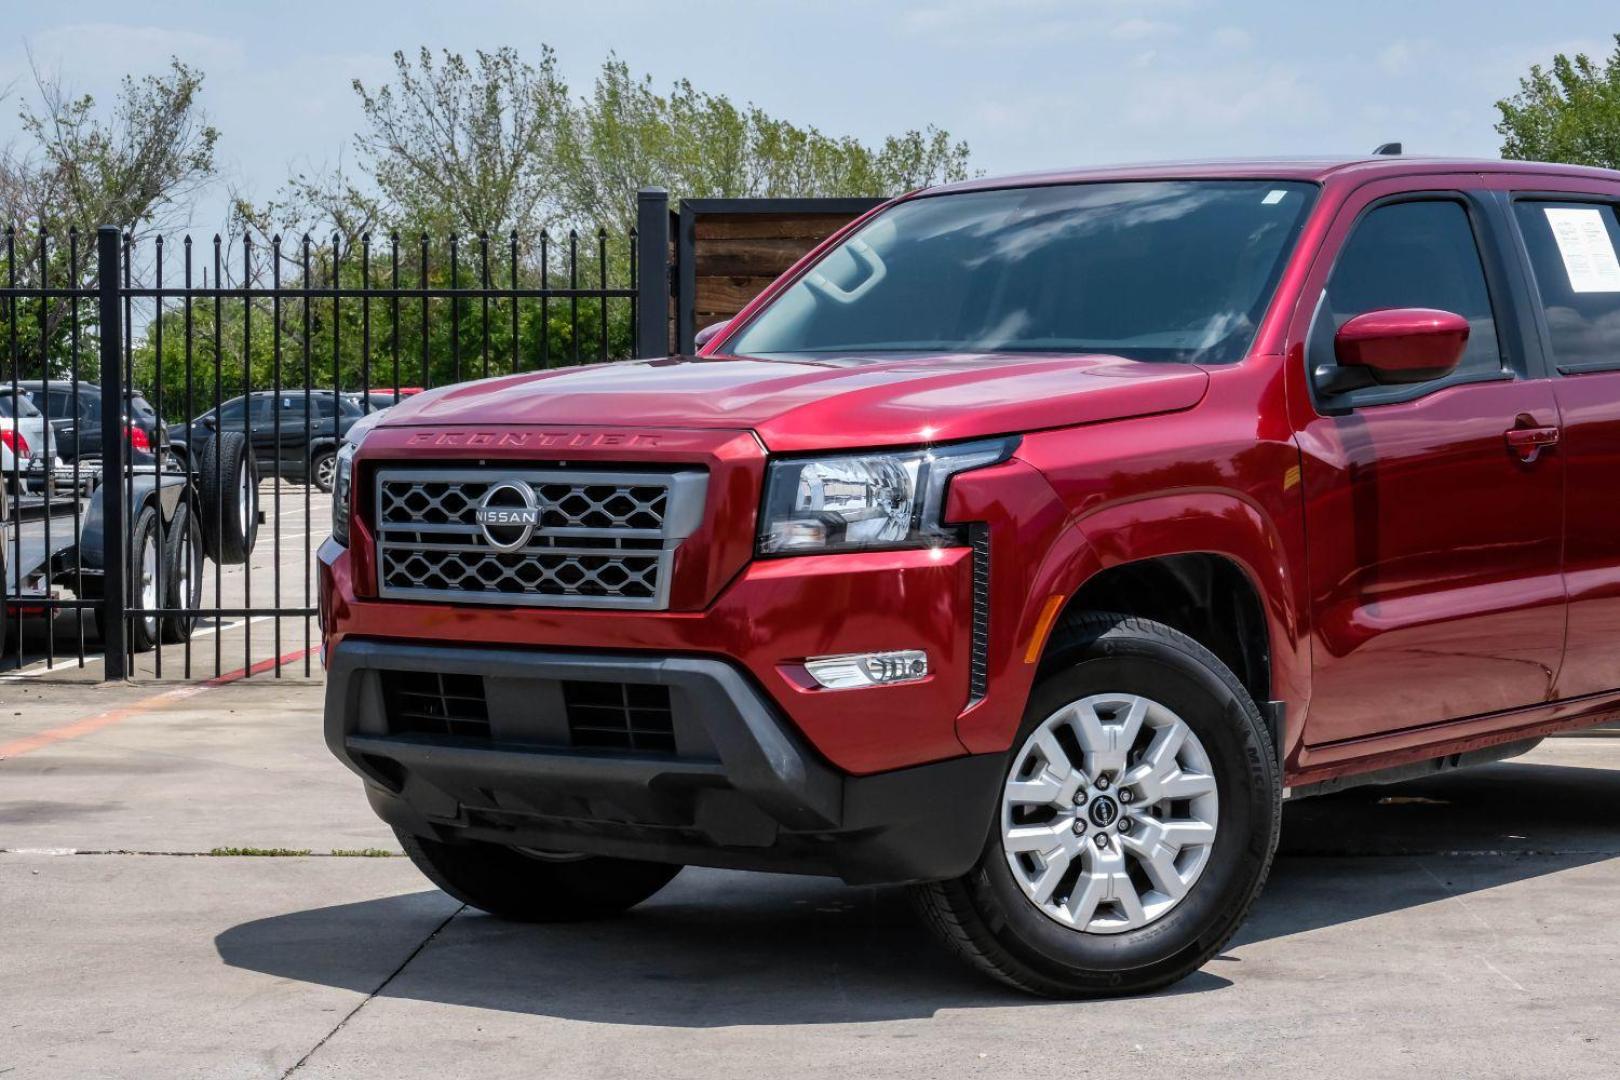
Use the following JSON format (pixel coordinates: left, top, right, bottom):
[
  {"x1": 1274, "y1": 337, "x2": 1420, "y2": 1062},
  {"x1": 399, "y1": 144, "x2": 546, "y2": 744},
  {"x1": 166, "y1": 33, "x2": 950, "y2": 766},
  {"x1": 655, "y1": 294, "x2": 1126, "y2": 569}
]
[
  {"x1": 174, "y1": 390, "x2": 361, "y2": 491},
  {"x1": 15, "y1": 381, "x2": 166, "y2": 465}
]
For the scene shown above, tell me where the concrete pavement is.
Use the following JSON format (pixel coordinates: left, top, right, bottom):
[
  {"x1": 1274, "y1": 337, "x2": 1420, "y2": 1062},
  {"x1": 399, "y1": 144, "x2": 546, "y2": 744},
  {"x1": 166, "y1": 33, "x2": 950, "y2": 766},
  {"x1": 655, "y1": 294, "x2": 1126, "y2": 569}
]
[{"x1": 2, "y1": 677, "x2": 1619, "y2": 1078}]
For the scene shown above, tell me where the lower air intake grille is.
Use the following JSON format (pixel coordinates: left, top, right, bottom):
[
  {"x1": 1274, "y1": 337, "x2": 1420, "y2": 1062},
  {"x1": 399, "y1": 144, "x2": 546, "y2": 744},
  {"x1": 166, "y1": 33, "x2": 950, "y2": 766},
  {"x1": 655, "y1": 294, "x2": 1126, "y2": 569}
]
[
  {"x1": 563, "y1": 681, "x2": 675, "y2": 753},
  {"x1": 382, "y1": 670, "x2": 491, "y2": 739}
]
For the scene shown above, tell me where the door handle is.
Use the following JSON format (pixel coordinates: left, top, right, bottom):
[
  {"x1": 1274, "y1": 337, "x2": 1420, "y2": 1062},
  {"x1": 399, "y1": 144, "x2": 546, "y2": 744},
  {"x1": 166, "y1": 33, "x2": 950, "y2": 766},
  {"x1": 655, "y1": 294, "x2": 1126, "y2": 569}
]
[{"x1": 1505, "y1": 425, "x2": 1560, "y2": 463}]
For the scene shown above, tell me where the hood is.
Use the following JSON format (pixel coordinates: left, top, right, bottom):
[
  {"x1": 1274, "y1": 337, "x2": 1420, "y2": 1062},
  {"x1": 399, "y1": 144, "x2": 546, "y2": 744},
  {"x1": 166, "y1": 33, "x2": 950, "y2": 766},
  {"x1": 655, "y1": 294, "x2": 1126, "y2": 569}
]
[{"x1": 378, "y1": 352, "x2": 1210, "y2": 452}]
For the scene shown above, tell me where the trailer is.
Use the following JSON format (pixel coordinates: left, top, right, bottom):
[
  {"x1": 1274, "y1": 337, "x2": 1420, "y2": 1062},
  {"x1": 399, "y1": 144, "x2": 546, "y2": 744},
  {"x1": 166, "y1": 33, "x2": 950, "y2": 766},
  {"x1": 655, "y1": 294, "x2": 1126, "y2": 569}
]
[{"x1": 1, "y1": 430, "x2": 260, "y2": 660}]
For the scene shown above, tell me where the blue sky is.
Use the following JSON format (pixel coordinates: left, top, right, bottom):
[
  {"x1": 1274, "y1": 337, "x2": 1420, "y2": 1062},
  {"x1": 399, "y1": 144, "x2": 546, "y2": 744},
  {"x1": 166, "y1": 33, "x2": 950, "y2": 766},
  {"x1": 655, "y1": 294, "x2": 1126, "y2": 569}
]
[{"x1": 2, "y1": 0, "x2": 1615, "y2": 232}]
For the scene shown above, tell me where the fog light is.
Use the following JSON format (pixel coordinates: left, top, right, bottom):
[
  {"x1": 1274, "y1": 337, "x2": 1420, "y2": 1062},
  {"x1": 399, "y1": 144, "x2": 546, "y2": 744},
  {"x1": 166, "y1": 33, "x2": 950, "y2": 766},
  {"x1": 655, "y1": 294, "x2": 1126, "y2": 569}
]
[{"x1": 803, "y1": 650, "x2": 929, "y2": 690}]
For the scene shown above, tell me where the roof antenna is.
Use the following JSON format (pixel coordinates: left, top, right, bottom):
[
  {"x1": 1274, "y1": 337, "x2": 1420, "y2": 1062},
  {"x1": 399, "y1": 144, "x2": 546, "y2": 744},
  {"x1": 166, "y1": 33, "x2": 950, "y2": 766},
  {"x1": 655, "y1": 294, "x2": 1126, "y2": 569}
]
[{"x1": 1372, "y1": 142, "x2": 1402, "y2": 156}]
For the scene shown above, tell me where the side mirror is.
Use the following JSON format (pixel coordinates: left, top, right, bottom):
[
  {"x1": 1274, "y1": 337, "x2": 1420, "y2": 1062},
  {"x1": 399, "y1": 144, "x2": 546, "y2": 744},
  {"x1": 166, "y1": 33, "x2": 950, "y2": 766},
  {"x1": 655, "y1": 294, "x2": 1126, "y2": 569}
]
[
  {"x1": 693, "y1": 320, "x2": 729, "y2": 350},
  {"x1": 1322, "y1": 307, "x2": 1470, "y2": 393},
  {"x1": 199, "y1": 414, "x2": 217, "y2": 430}
]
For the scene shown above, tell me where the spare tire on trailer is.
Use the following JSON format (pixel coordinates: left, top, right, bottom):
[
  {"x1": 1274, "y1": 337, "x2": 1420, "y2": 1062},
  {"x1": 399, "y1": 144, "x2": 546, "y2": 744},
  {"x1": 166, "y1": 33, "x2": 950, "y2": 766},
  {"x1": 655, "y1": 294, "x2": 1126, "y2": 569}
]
[{"x1": 197, "y1": 430, "x2": 259, "y2": 565}]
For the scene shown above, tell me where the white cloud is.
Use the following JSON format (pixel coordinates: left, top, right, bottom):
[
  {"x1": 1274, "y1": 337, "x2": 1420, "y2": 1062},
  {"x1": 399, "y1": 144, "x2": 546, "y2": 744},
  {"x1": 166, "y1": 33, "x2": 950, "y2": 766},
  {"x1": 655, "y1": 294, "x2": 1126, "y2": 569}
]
[
  {"x1": 898, "y1": 0, "x2": 1189, "y2": 48},
  {"x1": 24, "y1": 22, "x2": 246, "y2": 78},
  {"x1": 1110, "y1": 18, "x2": 1180, "y2": 42},
  {"x1": 1377, "y1": 38, "x2": 1421, "y2": 75},
  {"x1": 1122, "y1": 64, "x2": 1327, "y2": 133}
]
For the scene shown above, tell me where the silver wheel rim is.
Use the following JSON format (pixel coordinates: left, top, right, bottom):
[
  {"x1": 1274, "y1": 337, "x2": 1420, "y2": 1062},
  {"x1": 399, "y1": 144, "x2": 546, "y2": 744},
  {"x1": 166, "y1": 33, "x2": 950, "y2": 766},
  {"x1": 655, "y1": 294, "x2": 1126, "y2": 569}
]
[
  {"x1": 1001, "y1": 693, "x2": 1219, "y2": 934},
  {"x1": 137, "y1": 531, "x2": 158, "y2": 638},
  {"x1": 238, "y1": 461, "x2": 252, "y2": 525},
  {"x1": 179, "y1": 522, "x2": 198, "y2": 608},
  {"x1": 315, "y1": 453, "x2": 335, "y2": 490}
]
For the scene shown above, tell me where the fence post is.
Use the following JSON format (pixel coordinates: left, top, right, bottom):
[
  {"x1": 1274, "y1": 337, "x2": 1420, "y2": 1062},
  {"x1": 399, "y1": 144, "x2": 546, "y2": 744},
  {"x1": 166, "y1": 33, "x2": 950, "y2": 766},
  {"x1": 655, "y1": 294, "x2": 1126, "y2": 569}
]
[
  {"x1": 635, "y1": 188, "x2": 670, "y2": 358},
  {"x1": 96, "y1": 226, "x2": 127, "y2": 680}
]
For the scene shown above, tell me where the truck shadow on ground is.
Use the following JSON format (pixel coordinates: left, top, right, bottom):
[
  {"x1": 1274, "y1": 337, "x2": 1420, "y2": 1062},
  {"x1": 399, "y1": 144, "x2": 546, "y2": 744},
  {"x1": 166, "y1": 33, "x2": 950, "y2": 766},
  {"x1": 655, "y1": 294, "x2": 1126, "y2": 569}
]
[{"x1": 215, "y1": 754, "x2": 1620, "y2": 1026}]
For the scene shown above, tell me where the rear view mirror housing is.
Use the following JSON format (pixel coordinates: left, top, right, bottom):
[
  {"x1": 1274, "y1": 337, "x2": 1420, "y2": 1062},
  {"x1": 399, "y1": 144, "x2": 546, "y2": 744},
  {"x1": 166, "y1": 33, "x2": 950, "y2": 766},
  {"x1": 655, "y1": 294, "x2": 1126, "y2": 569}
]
[
  {"x1": 694, "y1": 320, "x2": 729, "y2": 350},
  {"x1": 1319, "y1": 307, "x2": 1471, "y2": 394}
]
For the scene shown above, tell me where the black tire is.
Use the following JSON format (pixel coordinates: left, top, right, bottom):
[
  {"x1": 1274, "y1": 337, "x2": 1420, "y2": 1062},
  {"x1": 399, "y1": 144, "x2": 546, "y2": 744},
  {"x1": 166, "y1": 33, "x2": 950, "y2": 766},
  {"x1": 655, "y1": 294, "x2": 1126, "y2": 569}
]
[
  {"x1": 160, "y1": 501, "x2": 204, "y2": 643},
  {"x1": 197, "y1": 430, "x2": 258, "y2": 565},
  {"x1": 122, "y1": 506, "x2": 162, "y2": 654},
  {"x1": 396, "y1": 830, "x2": 683, "y2": 921},
  {"x1": 911, "y1": 613, "x2": 1281, "y2": 998},
  {"x1": 309, "y1": 447, "x2": 338, "y2": 493}
]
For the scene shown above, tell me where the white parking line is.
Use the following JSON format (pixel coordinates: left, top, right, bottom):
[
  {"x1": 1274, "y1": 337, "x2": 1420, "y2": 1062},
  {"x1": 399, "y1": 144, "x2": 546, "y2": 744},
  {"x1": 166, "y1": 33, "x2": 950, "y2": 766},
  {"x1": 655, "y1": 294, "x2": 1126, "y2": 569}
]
[{"x1": 0, "y1": 615, "x2": 280, "y2": 681}]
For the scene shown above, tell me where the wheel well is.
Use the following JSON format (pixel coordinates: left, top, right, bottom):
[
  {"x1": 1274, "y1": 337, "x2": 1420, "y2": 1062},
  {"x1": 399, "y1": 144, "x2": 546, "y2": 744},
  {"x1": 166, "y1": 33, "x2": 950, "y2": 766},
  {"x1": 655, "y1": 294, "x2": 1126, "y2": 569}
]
[{"x1": 1055, "y1": 553, "x2": 1272, "y2": 704}]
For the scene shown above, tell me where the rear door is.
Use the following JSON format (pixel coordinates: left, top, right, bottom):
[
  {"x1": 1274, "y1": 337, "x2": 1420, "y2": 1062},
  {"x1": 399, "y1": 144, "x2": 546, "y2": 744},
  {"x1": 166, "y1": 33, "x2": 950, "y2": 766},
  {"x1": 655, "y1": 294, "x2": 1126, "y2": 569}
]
[
  {"x1": 1507, "y1": 184, "x2": 1620, "y2": 698},
  {"x1": 43, "y1": 387, "x2": 98, "y2": 461},
  {"x1": 1289, "y1": 182, "x2": 1565, "y2": 745},
  {"x1": 245, "y1": 395, "x2": 277, "y2": 468},
  {"x1": 275, "y1": 394, "x2": 309, "y2": 476}
]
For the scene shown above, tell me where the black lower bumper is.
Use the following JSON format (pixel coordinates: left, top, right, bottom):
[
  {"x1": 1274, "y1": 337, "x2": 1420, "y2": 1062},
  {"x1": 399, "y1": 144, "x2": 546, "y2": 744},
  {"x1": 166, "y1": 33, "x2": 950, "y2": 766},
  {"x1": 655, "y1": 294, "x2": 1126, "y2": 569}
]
[{"x1": 324, "y1": 639, "x2": 1005, "y2": 885}]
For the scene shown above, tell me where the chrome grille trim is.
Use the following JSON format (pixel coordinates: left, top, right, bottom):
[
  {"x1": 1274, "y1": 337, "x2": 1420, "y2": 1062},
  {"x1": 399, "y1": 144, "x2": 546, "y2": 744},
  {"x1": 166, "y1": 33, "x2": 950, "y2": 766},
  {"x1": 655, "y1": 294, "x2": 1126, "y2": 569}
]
[{"x1": 374, "y1": 466, "x2": 707, "y2": 610}]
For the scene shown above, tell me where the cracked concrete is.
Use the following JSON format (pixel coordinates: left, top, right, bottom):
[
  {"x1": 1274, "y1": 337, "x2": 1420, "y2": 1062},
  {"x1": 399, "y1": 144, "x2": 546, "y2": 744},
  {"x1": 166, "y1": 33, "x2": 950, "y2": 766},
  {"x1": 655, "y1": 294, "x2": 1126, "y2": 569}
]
[{"x1": 2, "y1": 679, "x2": 1620, "y2": 1078}]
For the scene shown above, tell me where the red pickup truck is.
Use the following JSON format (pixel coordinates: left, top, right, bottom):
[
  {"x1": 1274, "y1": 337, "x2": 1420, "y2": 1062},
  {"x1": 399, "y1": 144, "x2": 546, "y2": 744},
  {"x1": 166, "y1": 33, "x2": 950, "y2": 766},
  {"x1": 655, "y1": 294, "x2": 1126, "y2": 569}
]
[{"x1": 321, "y1": 156, "x2": 1620, "y2": 996}]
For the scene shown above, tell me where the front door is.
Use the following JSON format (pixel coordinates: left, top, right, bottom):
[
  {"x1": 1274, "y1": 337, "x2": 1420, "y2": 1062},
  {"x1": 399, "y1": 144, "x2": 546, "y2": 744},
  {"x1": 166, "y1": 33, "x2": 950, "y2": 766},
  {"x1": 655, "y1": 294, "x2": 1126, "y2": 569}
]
[{"x1": 1291, "y1": 188, "x2": 1565, "y2": 745}]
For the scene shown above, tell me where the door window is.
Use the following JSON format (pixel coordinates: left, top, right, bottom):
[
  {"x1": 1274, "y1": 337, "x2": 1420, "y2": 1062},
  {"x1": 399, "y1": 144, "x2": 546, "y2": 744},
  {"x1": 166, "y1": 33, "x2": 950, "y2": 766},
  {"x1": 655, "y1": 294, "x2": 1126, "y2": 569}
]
[
  {"x1": 1513, "y1": 200, "x2": 1620, "y2": 372},
  {"x1": 279, "y1": 394, "x2": 339, "y2": 422},
  {"x1": 1312, "y1": 199, "x2": 1504, "y2": 381}
]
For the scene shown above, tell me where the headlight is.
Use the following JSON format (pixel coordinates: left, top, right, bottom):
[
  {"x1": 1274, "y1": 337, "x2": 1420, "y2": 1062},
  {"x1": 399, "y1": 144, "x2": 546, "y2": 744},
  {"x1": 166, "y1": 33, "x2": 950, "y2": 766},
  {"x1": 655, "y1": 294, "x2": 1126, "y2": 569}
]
[
  {"x1": 331, "y1": 412, "x2": 384, "y2": 546},
  {"x1": 757, "y1": 437, "x2": 1016, "y2": 555},
  {"x1": 331, "y1": 441, "x2": 357, "y2": 546}
]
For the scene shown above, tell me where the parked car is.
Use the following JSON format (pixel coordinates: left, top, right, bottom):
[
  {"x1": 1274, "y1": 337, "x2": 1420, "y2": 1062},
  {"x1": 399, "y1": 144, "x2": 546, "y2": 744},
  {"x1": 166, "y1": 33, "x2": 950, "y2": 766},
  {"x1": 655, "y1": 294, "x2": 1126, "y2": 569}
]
[
  {"x1": 320, "y1": 154, "x2": 1620, "y2": 998},
  {"x1": 175, "y1": 390, "x2": 361, "y2": 492},
  {"x1": 14, "y1": 380, "x2": 164, "y2": 466},
  {"x1": 345, "y1": 387, "x2": 424, "y2": 415},
  {"x1": 1, "y1": 390, "x2": 61, "y2": 493}
]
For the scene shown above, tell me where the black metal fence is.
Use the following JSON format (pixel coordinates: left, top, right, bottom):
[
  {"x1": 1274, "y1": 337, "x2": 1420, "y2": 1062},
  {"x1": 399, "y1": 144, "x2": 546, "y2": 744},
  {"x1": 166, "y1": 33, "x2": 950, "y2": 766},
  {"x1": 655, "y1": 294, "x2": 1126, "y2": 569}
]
[{"x1": 2, "y1": 189, "x2": 673, "y2": 681}]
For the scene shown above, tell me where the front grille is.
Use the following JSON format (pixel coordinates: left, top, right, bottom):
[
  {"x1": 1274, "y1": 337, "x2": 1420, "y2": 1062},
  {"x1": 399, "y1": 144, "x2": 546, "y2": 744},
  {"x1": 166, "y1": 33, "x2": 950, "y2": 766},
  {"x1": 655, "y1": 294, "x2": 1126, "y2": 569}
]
[
  {"x1": 382, "y1": 670, "x2": 491, "y2": 738},
  {"x1": 563, "y1": 681, "x2": 676, "y2": 753},
  {"x1": 374, "y1": 467, "x2": 706, "y2": 610}
]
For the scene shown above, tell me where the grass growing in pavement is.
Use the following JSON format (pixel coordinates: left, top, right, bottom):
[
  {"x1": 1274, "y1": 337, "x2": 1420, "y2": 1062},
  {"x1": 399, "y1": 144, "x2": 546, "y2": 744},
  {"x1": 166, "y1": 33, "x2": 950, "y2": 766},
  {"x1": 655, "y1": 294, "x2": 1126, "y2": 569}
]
[
  {"x1": 207, "y1": 846, "x2": 313, "y2": 857},
  {"x1": 329, "y1": 848, "x2": 399, "y2": 857}
]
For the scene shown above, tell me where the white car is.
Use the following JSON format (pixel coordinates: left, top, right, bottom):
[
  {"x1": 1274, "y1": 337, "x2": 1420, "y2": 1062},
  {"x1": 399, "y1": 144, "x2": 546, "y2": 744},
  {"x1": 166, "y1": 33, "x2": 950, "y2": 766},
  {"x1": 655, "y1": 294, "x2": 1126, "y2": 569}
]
[{"x1": 1, "y1": 390, "x2": 62, "y2": 492}]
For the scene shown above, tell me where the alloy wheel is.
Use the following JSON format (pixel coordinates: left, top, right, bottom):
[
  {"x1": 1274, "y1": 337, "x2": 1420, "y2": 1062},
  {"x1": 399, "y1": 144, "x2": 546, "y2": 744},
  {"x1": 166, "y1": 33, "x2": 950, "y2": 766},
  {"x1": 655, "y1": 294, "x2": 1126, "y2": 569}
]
[
  {"x1": 137, "y1": 531, "x2": 159, "y2": 640},
  {"x1": 1001, "y1": 693, "x2": 1220, "y2": 934}
]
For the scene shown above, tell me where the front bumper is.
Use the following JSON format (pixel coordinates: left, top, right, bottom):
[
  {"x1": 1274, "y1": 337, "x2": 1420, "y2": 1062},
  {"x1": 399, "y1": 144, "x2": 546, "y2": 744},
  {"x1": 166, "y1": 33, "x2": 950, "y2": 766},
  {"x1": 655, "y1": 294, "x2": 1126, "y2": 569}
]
[
  {"x1": 321, "y1": 534, "x2": 982, "y2": 774},
  {"x1": 325, "y1": 639, "x2": 1004, "y2": 884}
]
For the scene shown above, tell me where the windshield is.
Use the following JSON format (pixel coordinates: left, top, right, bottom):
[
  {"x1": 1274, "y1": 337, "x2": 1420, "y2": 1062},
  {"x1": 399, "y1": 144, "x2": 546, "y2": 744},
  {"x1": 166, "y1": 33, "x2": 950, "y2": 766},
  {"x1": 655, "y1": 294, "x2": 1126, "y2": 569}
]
[
  {"x1": 0, "y1": 392, "x2": 42, "y2": 418},
  {"x1": 726, "y1": 180, "x2": 1316, "y2": 365}
]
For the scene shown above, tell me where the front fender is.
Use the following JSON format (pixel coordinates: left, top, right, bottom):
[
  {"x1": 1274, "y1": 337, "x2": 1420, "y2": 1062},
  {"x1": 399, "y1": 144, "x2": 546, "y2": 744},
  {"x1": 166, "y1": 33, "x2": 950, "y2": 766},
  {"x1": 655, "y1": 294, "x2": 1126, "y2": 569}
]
[{"x1": 954, "y1": 489, "x2": 1310, "y2": 763}]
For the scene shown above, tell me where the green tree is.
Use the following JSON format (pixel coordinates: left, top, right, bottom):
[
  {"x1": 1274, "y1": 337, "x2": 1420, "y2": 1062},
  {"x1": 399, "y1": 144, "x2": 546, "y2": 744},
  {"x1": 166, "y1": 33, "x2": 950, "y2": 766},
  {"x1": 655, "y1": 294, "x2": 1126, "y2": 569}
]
[
  {"x1": 132, "y1": 45, "x2": 970, "y2": 418},
  {"x1": 131, "y1": 229, "x2": 629, "y2": 424},
  {"x1": 263, "y1": 45, "x2": 971, "y2": 244},
  {"x1": 1497, "y1": 35, "x2": 1620, "y2": 167},
  {"x1": 1, "y1": 58, "x2": 218, "y2": 379},
  {"x1": 554, "y1": 56, "x2": 971, "y2": 234}
]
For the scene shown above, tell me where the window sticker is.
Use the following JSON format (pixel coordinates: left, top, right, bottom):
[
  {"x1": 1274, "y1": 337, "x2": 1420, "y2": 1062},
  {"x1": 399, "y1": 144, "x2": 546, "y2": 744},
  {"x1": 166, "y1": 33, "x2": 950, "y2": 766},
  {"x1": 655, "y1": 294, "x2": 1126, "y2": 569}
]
[
  {"x1": 1262, "y1": 189, "x2": 1288, "y2": 205},
  {"x1": 1544, "y1": 207, "x2": 1620, "y2": 293}
]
